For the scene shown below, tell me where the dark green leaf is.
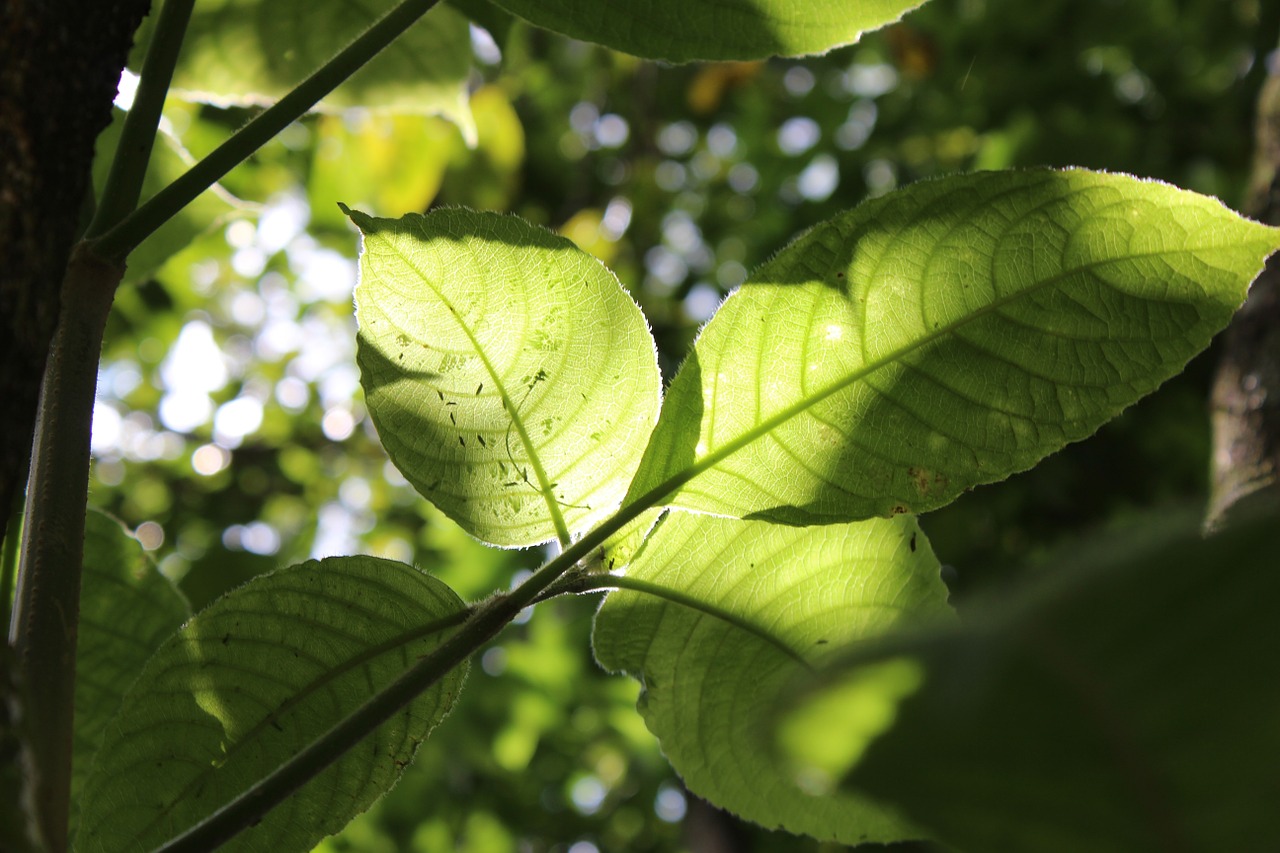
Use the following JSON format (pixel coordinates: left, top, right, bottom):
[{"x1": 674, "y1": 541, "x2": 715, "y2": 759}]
[
  {"x1": 779, "y1": 514, "x2": 1280, "y2": 852},
  {"x1": 76, "y1": 556, "x2": 468, "y2": 853}
]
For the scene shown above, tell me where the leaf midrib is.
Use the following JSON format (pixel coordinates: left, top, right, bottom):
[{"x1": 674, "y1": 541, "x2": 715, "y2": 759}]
[
  {"x1": 658, "y1": 240, "x2": 1238, "y2": 508},
  {"x1": 375, "y1": 228, "x2": 572, "y2": 546},
  {"x1": 117, "y1": 607, "x2": 468, "y2": 844}
]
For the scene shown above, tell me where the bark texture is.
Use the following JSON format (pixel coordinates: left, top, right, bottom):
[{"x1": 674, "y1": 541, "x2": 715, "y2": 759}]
[
  {"x1": 0, "y1": 0, "x2": 152, "y2": 530},
  {"x1": 1207, "y1": 53, "x2": 1280, "y2": 530}
]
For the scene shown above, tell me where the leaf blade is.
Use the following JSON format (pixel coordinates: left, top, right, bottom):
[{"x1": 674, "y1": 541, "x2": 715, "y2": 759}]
[
  {"x1": 71, "y1": 511, "x2": 190, "y2": 832},
  {"x1": 352, "y1": 207, "x2": 662, "y2": 548},
  {"x1": 75, "y1": 557, "x2": 468, "y2": 853},
  {"x1": 629, "y1": 169, "x2": 1280, "y2": 522},
  {"x1": 490, "y1": 0, "x2": 929, "y2": 61},
  {"x1": 592, "y1": 512, "x2": 952, "y2": 844},
  {"x1": 132, "y1": 0, "x2": 474, "y2": 134}
]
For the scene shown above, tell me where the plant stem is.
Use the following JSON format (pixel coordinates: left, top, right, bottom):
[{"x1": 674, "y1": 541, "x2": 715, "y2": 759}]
[
  {"x1": 148, "y1": 476, "x2": 691, "y2": 853},
  {"x1": 9, "y1": 248, "x2": 123, "y2": 853},
  {"x1": 88, "y1": 0, "x2": 443, "y2": 264},
  {"x1": 83, "y1": 0, "x2": 196, "y2": 241},
  {"x1": 1, "y1": 496, "x2": 21, "y2": 631}
]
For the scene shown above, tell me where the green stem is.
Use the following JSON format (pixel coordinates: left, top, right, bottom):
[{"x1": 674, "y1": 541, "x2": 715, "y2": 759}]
[
  {"x1": 148, "y1": 475, "x2": 694, "y2": 853},
  {"x1": 83, "y1": 0, "x2": 196, "y2": 241},
  {"x1": 88, "y1": 0, "x2": 443, "y2": 264},
  {"x1": 1, "y1": 496, "x2": 20, "y2": 632},
  {"x1": 9, "y1": 248, "x2": 123, "y2": 853}
]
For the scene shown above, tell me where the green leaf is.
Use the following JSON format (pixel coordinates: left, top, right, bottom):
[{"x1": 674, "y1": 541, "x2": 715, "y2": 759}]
[
  {"x1": 76, "y1": 557, "x2": 468, "y2": 853},
  {"x1": 779, "y1": 513, "x2": 1280, "y2": 852},
  {"x1": 350, "y1": 207, "x2": 662, "y2": 548},
  {"x1": 72, "y1": 512, "x2": 190, "y2": 831},
  {"x1": 488, "y1": 0, "x2": 928, "y2": 62},
  {"x1": 629, "y1": 169, "x2": 1280, "y2": 523},
  {"x1": 132, "y1": 0, "x2": 474, "y2": 137},
  {"x1": 592, "y1": 512, "x2": 952, "y2": 844}
]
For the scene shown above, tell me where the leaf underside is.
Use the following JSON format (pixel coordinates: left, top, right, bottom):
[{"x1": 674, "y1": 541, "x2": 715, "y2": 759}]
[
  {"x1": 593, "y1": 512, "x2": 952, "y2": 844},
  {"x1": 75, "y1": 557, "x2": 468, "y2": 853},
  {"x1": 628, "y1": 169, "x2": 1279, "y2": 524},
  {"x1": 352, "y1": 207, "x2": 661, "y2": 548},
  {"x1": 491, "y1": 0, "x2": 929, "y2": 61},
  {"x1": 71, "y1": 511, "x2": 190, "y2": 838}
]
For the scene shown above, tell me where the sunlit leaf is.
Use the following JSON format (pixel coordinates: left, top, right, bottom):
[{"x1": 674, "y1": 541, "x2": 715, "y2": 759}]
[
  {"x1": 76, "y1": 557, "x2": 468, "y2": 853},
  {"x1": 309, "y1": 114, "x2": 458, "y2": 232},
  {"x1": 489, "y1": 0, "x2": 929, "y2": 62},
  {"x1": 779, "y1": 514, "x2": 1280, "y2": 852},
  {"x1": 132, "y1": 0, "x2": 474, "y2": 136},
  {"x1": 593, "y1": 512, "x2": 952, "y2": 843},
  {"x1": 350, "y1": 207, "x2": 661, "y2": 548},
  {"x1": 71, "y1": 511, "x2": 190, "y2": 831},
  {"x1": 628, "y1": 169, "x2": 1280, "y2": 523}
]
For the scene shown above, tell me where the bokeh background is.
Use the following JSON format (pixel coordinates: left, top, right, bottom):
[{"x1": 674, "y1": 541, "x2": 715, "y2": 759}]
[{"x1": 86, "y1": 0, "x2": 1276, "y2": 849}]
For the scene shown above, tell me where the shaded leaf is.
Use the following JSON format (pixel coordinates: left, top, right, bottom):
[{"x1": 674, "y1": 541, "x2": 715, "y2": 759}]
[
  {"x1": 779, "y1": 514, "x2": 1280, "y2": 852},
  {"x1": 489, "y1": 0, "x2": 929, "y2": 62},
  {"x1": 133, "y1": 0, "x2": 474, "y2": 136},
  {"x1": 593, "y1": 512, "x2": 951, "y2": 844},
  {"x1": 351, "y1": 207, "x2": 661, "y2": 548},
  {"x1": 72, "y1": 511, "x2": 190, "y2": 830},
  {"x1": 76, "y1": 557, "x2": 468, "y2": 853},
  {"x1": 628, "y1": 169, "x2": 1280, "y2": 523}
]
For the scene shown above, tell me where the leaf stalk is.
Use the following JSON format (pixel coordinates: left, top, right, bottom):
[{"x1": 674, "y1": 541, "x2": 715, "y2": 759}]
[{"x1": 83, "y1": 0, "x2": 197, "y2": 241}]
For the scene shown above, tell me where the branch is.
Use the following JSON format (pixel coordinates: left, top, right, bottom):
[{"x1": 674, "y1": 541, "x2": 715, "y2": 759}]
[
  {"x1": 1207, "y1": 43, "x2": 1280, "y2": 530},
  {"x1": 88, "y1": 0, "x2": 443, "y2": 263}
]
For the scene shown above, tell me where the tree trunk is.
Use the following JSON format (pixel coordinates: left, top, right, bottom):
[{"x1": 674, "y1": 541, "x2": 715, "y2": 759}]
[
  {"x1": 1206, "y1": 48, "x2": 1280, "y2": 530},
  {"x1": 0, "y1": 0, "x2": 152, "y2": 532}
]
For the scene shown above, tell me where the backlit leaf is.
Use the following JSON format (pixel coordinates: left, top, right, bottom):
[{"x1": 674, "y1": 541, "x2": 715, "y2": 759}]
[
  {"x1": 351, "y1": 207, "x2": 662, "y2": 548},
  {"x1": 593, "y1": 512, "x2": 951, "y2": 844},
  {"x1": 76, "y1": 557, "x2": 468, "y2": 853},
  {"x1": 132, "y1": 0, "x2": 474, "y2": 136},
  {"x1": 628, "y1": 169, "x2": 1280, "y2": 523},
  {"x1": 490, "y1": 0, "x2": 929, "y2": 62}
]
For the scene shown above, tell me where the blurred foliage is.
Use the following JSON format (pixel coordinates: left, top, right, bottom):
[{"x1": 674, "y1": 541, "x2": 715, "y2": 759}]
[{"x1": 86, "y1": 0, "x2": 1274, "y2": 849}]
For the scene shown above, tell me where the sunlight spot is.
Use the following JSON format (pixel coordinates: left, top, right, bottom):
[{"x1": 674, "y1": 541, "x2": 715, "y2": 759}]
[
  {"x1": 825, "y1": 324, "x2": 844, "y2": 341},
  {"x1": 191, "y1": 443, "x2": 230, "y2": 476},
  {"x1": 214, "y1": 396, "x2": 264, "y2": 448},
  {"x1": 695, "y1": 441, "x2": 708, "y2": 456},
  {"x1": 570, "y1": 776, "x2": 607, "y2": 815},
  {"x1": 654, "y1": 784, "x2": 687, "y2": 822},
  {"x1": 322, "y1": 407, "x2": 356, "y2": 441},
  {"x1": 135, "y1": 521, "x2": 164, "y2": 551},
  {"x1": 777, "y1": 117, "x2": 820, "y2": 156},
  {"x1": 113, "y1": 69, "x2": 140, "y2": 110},
  {"x1": 481, "y1": 647, "x2": 507, "y2": 676}
]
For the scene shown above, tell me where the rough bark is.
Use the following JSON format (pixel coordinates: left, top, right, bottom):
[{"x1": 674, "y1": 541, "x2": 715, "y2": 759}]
[
  {"x1": 0, "y1": 0, "x2": 152, "y2": 532},
  {"x1": 1207, "y1": 52, "x2": 1280, "y2": 530}
]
